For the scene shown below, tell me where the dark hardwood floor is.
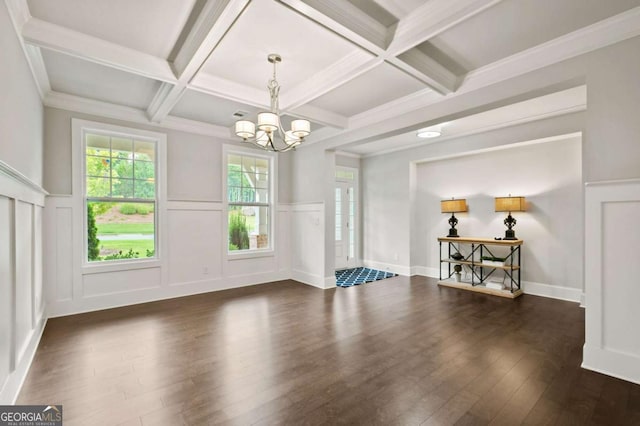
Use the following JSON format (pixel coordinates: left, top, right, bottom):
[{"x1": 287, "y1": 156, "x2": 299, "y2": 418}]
[{"x1": 18, "y1": 276, "x2": 640, "y2": 425}]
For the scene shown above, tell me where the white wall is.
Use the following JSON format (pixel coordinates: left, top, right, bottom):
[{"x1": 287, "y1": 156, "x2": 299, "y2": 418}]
[
  {"x1": 414, "y1": 137, "x2": 583, "y2": 299},
  {"x1": 0, "y1": 2, "x2": 46, "y2": 404},
  {"x1": 42, "y1": 109, "x2": 294, "y2": 316}
]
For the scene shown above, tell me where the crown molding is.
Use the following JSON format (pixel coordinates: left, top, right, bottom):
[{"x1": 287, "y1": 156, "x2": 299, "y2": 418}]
[
  {"x1": 43, "y1": 91, "x2": 231, "y2": 139},
  {"x1": 5, "y1": 0, "x2": 50, "y2": 99},
  {"x1": 461, "y1": 6, "x2": 640, "y2": 92},
  {"x1": 22, "y1": 18, "x2": 176, "y2": 83}
]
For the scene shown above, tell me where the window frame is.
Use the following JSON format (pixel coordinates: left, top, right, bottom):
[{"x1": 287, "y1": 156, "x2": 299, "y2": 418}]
[
  {"x1": 72, "y1": 119, "x2": 166, "y2": 271},
  {"x1": 223, "y1": 145, "x2": 277, "y2": 260}
]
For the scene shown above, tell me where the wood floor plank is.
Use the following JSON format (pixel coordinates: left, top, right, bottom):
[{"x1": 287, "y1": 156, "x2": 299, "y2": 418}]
[{"x1": 16, "y1": 277, "x2": 640, "y2": 425}]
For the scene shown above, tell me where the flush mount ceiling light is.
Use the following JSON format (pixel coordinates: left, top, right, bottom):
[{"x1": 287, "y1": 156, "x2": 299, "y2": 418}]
[
  {"x1": 234, "y1": 54, "x2": 310, "y2": 152},
  {"x1": 417, "y1": 125, "x2": 442, "y2": 138}
]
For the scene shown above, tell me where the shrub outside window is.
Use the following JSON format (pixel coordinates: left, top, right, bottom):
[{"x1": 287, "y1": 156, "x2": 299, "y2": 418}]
[
  {"x1": 85, "y1": 132, "x2": 157, "y2": 262},
  {"x1": 227, "y1": 153, "x2": 271, "y2": 252}
]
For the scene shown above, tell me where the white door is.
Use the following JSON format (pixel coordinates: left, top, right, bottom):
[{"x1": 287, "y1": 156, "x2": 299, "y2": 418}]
[{"x1": 335, "y1": 181, "x2": 356, "y2": 269}]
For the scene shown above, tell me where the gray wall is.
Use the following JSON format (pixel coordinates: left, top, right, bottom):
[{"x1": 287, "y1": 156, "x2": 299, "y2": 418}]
[
  {"x1": 43, "y1": 107, "x2": 292, "y2": 203},
  {"x1": 0, "y1": 6, "x2": 43, "y2": 184},
  {"x1": 585, "y1": 36, "x2": 640, "y2": 182},
  {"x1": 415, "y1": 137, "x2": 583, "y2": 289}
]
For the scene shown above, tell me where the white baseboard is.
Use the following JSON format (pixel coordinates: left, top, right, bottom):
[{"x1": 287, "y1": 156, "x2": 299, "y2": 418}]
[
  {"x1": 362, "y1": 260, "x2": 410, "y2": 276},
  {"x1": 580, "y1": 292, "x2": 586, "y2": 308},
  {"x1": 324, "y1": 275, "x2": 337, "y2": 289},
  {"x1": 522, "y1": 280, "x2": 582, "y2": 303},
  {"x1": 48, "y1": 270, "x2": 290, "y2": 318},
  {"x1": 0, "y1": 314, "x2": 47, "y2": 404},
  {"x1": 583, "y1": 344, "x2": 640, "y2": 385},
  {"x1": 291, "y1": 269, "x2": 325, "y2": 289},
  {"x1": 410, "y1": 266, "x2": 439, "y2": 278}
]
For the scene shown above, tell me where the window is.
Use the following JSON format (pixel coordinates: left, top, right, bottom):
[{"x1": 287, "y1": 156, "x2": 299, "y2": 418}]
[
  {"x1": 226, "y1": 152, "x2": 272, "y2": 253},
  {"x1": 84, "y1": 131, "x2": 157, "y2": 262}
]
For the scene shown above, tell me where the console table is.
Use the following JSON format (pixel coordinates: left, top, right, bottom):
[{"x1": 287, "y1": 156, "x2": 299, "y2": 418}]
[{"x1": 438, "y1": 236, "x2": 523, "y2": 298}]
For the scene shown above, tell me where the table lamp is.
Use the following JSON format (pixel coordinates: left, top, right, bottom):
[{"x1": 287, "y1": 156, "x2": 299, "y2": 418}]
[
  {"x1": 495, "y1": 195, "x2": 526, "y2": 240},
  {"x1": 441, "y1": 198, "x2": 467, "y2": 237}
]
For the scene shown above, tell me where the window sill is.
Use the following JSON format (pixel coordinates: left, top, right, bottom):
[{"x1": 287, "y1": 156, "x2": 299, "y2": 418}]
[
  {"x1": 226, "y1": 249, "x2": 274, "y2": 261},
  {"x1": 82, "y1": 258, "x2": 161, "y2": 275}
]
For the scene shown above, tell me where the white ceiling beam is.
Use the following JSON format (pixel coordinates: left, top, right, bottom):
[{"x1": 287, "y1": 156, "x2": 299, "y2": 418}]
[
  {"x1": 386, "y1": 0, "x2": 503, "y2": 56},
  {"x1": 281, "y1": 51, "x2": 380, "y2": 110},
  {"x1": 279, "y1": 0, "x2": 455, "y2": 95},
  {"x1": 395, "y1": 49, "x2": 458, "y2": 93},
  {"x1": 22, "y1": 18, "x2": 176, "y2": 83},
  {"x1": 146, "y1": 0, "x2": 251, "y2": 123},
  {"x1": 370, "y1": 0, "x2": 409, "y2": 20},
  {"x1": 279, "y1": 0, "x2": 389, "y2": 53}
]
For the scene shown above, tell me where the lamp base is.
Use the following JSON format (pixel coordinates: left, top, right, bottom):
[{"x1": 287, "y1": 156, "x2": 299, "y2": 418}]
[
  {"x1": 447, "y1": 228, "x2": 459, "y2": 237},
  {"x1": 504, "y1": 229, "x2": 517, "y2": 240}
]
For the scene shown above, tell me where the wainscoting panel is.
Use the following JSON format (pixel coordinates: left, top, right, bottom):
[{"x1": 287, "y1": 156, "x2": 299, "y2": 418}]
[
  {"x1": 44, "y1": 198, "x2": 293, "y2": 317},
  {"x1": 14, "y1": 201, "x2": 33, "y2": 363},
  {"x1": 583, "y1": 179, "x2": 640, "y2": 385},
  {"x1": 54, "y1": 205, "x2": 73, "y2": 302},
  {"x1": 0, "y1": 197, "x2": 12, "y2": 395},
  {"x1": 290, "y1": 203, "x2": 326, "y2": 288},
  {"x1": 83, "y1": 267, "x2": 162, "y2": 297},
  {"x1": 0, "y1": 162, "x2": 47, "y2": 404},
  {"x1": 168, "y1": 207, "x2": 222, "y2": 285}
]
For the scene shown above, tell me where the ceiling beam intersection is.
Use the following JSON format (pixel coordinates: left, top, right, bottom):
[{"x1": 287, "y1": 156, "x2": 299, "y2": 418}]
[{"x1": 146, "y1": 0, "x2": 251, "y2": 123}]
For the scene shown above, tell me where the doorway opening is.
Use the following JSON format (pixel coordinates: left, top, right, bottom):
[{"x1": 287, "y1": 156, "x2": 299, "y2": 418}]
[{"x1": 335, "y1": 167, "x2": 358, "y2": 270}]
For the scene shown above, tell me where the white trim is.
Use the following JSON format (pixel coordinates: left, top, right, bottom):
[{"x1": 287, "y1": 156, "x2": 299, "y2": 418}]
[
  {"x1": 521, "y1": 281, "x2": 582, "y2": 303},
  {"x1": 291, "y1": 269, "x2": 326, "y2": 289},
  {"x1": 362, "y1": 259, "x2": 410, "y2": 276},
  {"x1": 47, "y1": 271, "x2": 291, "y2": 318},
  {"x1": 0, "y1": 160, "x2": 48, "y2": 201},
  {"x1": 583, "y1": 345, "x2": 640, "y2": 386},
  {"x1": 222, "y1": 144, "x2": 277, "y2": 259},
  {"x1": 411, "y1": 266, "x2": 439, "y2": 278},
  {"x1": 580, "y1": 292, "x2": 586, "y2": 308},
  {"x1": 4, "y1": 0, "x2": 49, "y2": 100},
  {"x1": 71, "y1": 119, "x2": 167, "y2": 270},
  {"x1": 582, "y1": 178, "x2": 640, "y2": 385}
]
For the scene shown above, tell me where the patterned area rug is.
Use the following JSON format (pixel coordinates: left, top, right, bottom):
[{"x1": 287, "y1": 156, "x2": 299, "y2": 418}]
[{"x1": 335, "y1": 267, "x2": 397, "y2": 287}]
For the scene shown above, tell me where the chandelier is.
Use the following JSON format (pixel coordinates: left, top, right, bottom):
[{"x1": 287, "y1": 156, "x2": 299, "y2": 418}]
[{"x1": 234, "y1": 54, "x2": 311, "y2": 152}]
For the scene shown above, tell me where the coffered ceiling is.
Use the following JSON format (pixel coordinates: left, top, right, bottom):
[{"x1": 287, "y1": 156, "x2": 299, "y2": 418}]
[{"x1": 6, "y1": 0, "x2": 640, "y2": 155}]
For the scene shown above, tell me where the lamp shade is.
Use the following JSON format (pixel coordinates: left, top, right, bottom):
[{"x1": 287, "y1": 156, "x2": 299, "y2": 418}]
[
  {"x1": 257, "y1": 112, "x2": 279, "y2": 132},
  {"x1": 495, "y1": 196, "x2": 526, "y2": 212},
  {"x1": 291, "y1": 119, "x2": 311, "y2": 137},
  {"x1": 235, "y1": 120, "x2": 255, "y2": 139},
  {"x1": 441, "y1": 199, "x2": 467, "y2": 213}
]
